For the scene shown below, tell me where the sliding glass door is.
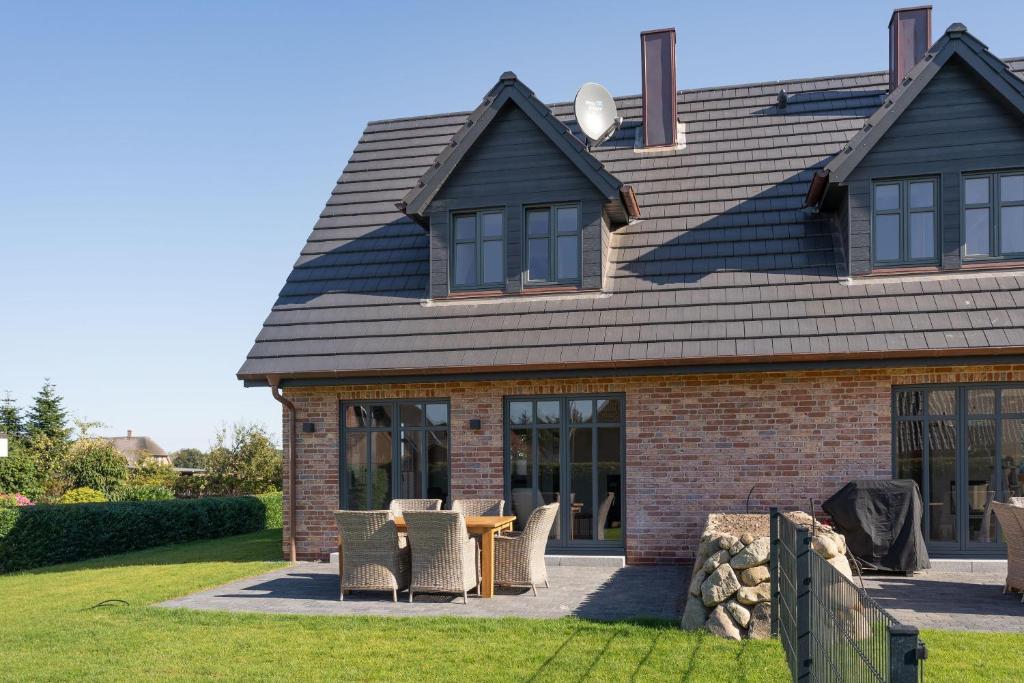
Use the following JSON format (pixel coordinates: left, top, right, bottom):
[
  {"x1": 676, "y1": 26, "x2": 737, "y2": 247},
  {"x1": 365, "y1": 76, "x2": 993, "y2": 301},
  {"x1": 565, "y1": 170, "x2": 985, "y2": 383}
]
[
  {"x1": 893, "y1": 385, "x2": 1024, "y2": 555},
  {"x1": 504, "y1": 395, "x2": 625, "y2": 550}
]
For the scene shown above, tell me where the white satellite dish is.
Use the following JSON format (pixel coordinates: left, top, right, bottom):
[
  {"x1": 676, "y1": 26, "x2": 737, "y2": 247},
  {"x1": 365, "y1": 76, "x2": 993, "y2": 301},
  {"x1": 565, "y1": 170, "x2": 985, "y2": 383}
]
[{"x1": 574, "y1": 82, "x2": 622, "y2": 148}]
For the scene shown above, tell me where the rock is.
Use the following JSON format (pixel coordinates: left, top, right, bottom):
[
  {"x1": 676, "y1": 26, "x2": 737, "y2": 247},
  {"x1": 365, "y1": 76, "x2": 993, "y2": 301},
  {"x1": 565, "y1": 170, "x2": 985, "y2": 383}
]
[
  {"x1": 740, "y1": 565, "x2": 770, "y2": 586},
  {"x1": 811, "y1": 534, "x2": 839, "y2": 559},
  {"x1": 701, "y1": 564, "x2": 741, "y2": 607},
  {"x1": 730, "y1": 537, "x2": 770, "y2": 570},
  {"x1": 747, "y1": 602, "x2": 772, "y2": 640},
  {"x1": 827, "y1": 553, "x2": 853, "y2": 578},
  {"x1": 727, "y1": 538, "x2": 746, "y2": 556},
  {"x1": 706, "y1": 605, "x2": 742, "y2": 641},
  {"x1": 725, "y1": 599, "x2": 750, "y2": 628},
  {"x1": 702, "y1": 549, "x2": 730, "y2": 574},
  {"x1": 717, "y1": 533, "x2": 739, "y2": 551},
  {"x1": 740, "y1": 532, "x2": 755, "y2": 545},
  {"x1": 736, "y1": 582, "x2": 771, "y2": 605},
  {"x1": 688, "y1": 568, "x2": 707, "y2": 597},
  {"x1": 680, "y1": 595, "x2": 708, "y2": 629}
]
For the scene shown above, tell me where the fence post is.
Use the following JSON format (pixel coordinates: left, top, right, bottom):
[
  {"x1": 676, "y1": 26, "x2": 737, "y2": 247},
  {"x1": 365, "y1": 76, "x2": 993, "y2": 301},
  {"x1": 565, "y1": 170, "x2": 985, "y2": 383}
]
[
  {"x1": 795, "y1": 524, "x2": 812, "y2": 682},
  {"x1": 769, "y1": 507, "x2": 779, "y2": 637},
  {"x1": 888, "y1": 623, "x2": 922, "y2": 683}
]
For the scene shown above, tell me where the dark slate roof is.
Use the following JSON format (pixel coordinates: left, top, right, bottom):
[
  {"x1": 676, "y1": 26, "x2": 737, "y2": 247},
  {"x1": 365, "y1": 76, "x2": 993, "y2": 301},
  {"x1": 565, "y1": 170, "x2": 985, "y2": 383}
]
[
  {"x1": 825, "y1": 24, "x2": 1024, "y2": 183},
  {"x1": 238, "y1": 48, "x2": 1024, "y2": 382}
]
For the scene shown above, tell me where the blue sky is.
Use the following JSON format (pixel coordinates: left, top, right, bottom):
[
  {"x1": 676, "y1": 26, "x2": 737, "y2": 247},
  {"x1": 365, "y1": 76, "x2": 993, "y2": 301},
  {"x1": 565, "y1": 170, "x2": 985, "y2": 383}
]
[{"x1": 2, "y1": 1, "x2": 1022, "y2": 450}]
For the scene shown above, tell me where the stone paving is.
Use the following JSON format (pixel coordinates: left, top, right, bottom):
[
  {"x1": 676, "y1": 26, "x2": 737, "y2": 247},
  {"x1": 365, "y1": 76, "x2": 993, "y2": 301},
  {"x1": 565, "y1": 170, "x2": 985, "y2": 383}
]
[
  {"x1": 861, "y1": 569, "x2": 1024, "y2": 633},
  {"x1": 159, "y1": 560, "x2": 686, "y2": 621}
]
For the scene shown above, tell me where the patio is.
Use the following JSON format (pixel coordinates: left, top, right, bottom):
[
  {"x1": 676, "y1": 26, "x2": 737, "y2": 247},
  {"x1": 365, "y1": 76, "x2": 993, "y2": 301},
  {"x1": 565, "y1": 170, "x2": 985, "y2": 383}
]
[{"x1": 158, "y1": 558, "x2": 685, "y2": 621}]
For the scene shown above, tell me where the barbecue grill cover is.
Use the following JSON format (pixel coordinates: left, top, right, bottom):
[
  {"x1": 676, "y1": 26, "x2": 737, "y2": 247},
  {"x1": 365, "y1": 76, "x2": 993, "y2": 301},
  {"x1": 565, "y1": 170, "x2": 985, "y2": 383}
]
[{"x1": 822, "y1": 480, "x2": 930, "y2": 572}]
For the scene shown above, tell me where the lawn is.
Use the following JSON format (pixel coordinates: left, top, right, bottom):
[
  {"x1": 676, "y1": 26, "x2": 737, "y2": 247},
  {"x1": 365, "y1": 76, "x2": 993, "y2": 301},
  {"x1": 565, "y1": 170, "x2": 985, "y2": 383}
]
[
  {"x1": 1, "y1": 531, "x2": 1020, "y2": 682},
  {"x1": 0, "y1": 529, "x2": 786, "y2": 681}
]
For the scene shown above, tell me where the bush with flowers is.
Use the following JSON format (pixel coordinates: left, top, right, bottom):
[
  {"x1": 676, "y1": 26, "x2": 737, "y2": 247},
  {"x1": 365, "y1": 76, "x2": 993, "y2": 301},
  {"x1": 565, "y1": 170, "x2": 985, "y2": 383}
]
[{"x1": 0, "y1": 493, "x2": 34, "y2": 509}]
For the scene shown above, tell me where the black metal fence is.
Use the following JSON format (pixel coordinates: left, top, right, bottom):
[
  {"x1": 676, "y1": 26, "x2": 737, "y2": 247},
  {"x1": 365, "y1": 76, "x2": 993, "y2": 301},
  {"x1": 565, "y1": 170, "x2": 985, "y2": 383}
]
[{"x1": 769, "y1": 508, "x2": 926, "y2": 682}]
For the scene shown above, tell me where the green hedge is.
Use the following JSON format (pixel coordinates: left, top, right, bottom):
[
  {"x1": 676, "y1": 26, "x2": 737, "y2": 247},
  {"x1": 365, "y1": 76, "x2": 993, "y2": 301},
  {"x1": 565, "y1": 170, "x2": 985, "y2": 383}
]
[{"x1": 0, "y1": 491, "x2": 283, "y2": 573}]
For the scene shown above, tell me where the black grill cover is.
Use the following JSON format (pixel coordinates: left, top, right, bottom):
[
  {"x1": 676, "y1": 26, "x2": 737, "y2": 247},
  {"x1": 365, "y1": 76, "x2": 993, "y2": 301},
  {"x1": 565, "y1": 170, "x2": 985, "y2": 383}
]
[{"x1": 822, "y1": 480, "x2": 930, "y2": 572}]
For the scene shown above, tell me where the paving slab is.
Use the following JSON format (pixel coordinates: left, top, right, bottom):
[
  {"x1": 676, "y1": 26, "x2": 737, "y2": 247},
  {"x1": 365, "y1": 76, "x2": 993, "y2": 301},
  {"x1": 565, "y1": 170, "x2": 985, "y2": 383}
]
[
  {"x1": 861, "y1": 570, "x2": 1024, "y2": 633},
  {"x1": 158, "y1": 560, "x2": 685, "y2": 621}
]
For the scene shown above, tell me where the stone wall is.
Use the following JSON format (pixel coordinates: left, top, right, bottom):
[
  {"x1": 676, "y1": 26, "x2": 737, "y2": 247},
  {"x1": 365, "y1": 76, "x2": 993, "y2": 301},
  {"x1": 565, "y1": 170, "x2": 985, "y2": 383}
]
[
  {"x1": 276, "y1": 364, "x2": 1024, "y2": 562},
  {"x1": 680, "y1": 512, "x2": 851, "y2": 639}
]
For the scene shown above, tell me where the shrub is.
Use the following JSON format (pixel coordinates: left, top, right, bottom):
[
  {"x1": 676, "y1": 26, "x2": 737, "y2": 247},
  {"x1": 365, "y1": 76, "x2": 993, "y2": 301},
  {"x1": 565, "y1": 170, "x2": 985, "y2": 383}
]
[
  {"x1": 0, "y1": 492, "x2": 284, "y2": 572},
  {"x1": 59, "y1": 487, "x2": 107, "y2": 504},
  {"x1": 109, "y1": 484, "x2": 174, "y2": 502},
  {"x1": 130, "y1": 456, "x2": 179, "y2": 489},
  {"x1": 204, "y1": 423, "x2": 282, "y2": 496},
  {"x1": 60, "y1": 439, "x2": 129, "y2": 495},
  {"x1": 0, "y1": 441, "x2": 43, "y2": 501},
  {"x1": 0, "y1": 493, "x2": 35, "y2": 509}
]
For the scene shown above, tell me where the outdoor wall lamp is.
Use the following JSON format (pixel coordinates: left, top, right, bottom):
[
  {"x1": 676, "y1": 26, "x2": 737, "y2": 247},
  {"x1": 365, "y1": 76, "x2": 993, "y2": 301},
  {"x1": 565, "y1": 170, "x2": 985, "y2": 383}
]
[
  {"x1": 301, "y1": 422, "x2": 316, "y2": 433},
  {"x1": 468, "y1": 419, "x2": 481, "y2": 430}
]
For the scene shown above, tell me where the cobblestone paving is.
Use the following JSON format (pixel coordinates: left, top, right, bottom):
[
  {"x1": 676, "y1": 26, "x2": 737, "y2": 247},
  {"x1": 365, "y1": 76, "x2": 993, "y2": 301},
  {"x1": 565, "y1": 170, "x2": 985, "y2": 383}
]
[
  {"x1": 159, "y1": 560, "x2": 686, "y2": 621},
  {"x1": 861, "y1": 570, "x2": 1024, "y2": 632}
]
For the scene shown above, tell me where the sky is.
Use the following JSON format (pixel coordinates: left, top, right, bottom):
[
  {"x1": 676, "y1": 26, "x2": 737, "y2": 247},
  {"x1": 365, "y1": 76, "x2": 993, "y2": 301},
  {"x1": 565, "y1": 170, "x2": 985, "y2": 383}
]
[{"x1": 2, "y1": 1, "x2": 1023, "y2": 451}]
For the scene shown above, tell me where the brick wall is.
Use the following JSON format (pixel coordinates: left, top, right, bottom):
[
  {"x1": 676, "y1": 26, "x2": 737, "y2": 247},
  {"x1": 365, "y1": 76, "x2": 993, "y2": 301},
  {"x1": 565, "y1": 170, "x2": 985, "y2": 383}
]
[{"x1": 278, "y1": 363, "x2": 1024, "y2": 564}]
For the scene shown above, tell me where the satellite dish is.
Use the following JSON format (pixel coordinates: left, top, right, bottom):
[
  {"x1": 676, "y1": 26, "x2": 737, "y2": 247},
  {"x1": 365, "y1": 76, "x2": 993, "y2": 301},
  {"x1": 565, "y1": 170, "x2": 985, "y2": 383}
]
[{"x1": 574, "y1": 82, "x2": 622, "y2": 147}]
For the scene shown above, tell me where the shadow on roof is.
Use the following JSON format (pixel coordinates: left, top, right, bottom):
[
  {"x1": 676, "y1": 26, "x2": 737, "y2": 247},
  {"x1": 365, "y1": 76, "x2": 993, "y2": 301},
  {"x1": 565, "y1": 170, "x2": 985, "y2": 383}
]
[{"x1": 749, "y1": 88, "x2": 886, "y2": 118}]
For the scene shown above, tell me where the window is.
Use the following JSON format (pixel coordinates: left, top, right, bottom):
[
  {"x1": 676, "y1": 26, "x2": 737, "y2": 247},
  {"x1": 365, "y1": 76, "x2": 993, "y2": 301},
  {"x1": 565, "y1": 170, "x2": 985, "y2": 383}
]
[
  {"x1": 872, "y1": 177, "x2": 938, "y2": 266},
  {"x1": 525, "y1": 204, "x2": 580, "y2": 284},
  {"x1": 451, "y1": 209, "x2": 504, "y2": 289},
  {"x1": 341, "y1": 401, "x2": 449, "y2": 510},
  {"x1": 963, "y1": 171, "x2": 1024, "y2": 259}
]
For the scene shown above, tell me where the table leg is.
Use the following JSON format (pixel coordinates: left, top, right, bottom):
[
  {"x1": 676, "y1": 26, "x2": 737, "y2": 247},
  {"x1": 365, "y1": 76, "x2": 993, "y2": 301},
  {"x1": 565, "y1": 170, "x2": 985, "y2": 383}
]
[{"x1": 480, "y1": 529, "x2": 496, "y2": 598}]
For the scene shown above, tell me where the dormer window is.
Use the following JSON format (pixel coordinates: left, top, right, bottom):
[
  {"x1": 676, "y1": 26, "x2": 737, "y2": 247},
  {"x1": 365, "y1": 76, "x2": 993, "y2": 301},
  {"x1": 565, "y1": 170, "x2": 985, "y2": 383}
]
[
  {"x1": 872, "y1": 177, "x2": 938, "y2": 266},
  {"x1": 963, "y1": 171, "x2": 1024, "y2": 260},
  {"x1": 526, "y1": 204, "x2": 580, "y2": 285},
  {"x1": 451, "y1": 209, "x2": 505, "y2": 290}
]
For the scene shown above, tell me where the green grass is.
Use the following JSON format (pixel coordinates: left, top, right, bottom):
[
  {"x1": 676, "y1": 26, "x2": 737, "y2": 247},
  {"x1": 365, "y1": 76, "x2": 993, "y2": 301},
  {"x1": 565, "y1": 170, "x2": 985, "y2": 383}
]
[
  {"x1": 3, "y1": 531, "x2": 1018, "y2": 681},
  {"x1": 0, "y1": 529, "x2": 787, "y2": 681}
]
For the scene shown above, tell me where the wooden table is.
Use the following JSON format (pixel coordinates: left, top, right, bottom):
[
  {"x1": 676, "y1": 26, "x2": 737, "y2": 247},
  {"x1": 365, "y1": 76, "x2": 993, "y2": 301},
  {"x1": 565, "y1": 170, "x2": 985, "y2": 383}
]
[{"x1": 394, "y1": 515, "x2": 516, "y2": 598}]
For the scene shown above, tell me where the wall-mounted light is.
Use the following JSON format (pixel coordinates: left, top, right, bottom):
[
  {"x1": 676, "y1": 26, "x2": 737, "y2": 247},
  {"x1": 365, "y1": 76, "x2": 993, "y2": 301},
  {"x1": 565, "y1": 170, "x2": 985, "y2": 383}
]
[
  {"x1": 468, "y1": 419, "x2": 481, "y2": 430},
  {"x1": 301, "y1": 422, "x2": 316, "y2": 433},
  {"x1": 0, "y1": 432, "x2": 8, "y2": 458}
]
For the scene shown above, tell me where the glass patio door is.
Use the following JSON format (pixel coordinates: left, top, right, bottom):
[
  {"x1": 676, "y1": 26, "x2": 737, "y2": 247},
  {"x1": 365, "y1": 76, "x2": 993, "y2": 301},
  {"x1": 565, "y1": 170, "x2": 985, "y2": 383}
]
[
  {"x1": 505, "y1": 395, "x2": 624, "y2": 550},
  {"x1": 894, "y1": 385, "x2": 1024, "y2": 555}
]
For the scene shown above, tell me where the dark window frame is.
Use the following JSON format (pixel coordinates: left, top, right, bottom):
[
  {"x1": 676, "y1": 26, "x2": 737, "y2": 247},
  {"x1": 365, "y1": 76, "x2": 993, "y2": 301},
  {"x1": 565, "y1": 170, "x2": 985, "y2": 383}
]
[
  {"x1": 449, "y1": 208, "x2": 506, "y2": 291},
  {"x1": 523, "y1": 202, "x2": 582, "y2": 286},
  {"x1": 871, "y1": 176, "x2": 940, "y2": 267},
  {"x1": 502, "y1": 393, "x2": 626, "y2": 550},
  {"x1": 338, "y1": 399, "x2": 451, "y2": 510},
  {"x1": 962, "y1": 170, "x2": 1024, "y2": 261}
]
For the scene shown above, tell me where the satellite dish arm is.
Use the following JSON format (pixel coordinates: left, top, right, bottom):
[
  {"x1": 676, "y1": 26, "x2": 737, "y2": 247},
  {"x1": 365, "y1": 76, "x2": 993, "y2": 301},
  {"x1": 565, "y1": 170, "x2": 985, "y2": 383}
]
[{"x1": 587, "y1": 116, "x2": 622, "y2": 150}]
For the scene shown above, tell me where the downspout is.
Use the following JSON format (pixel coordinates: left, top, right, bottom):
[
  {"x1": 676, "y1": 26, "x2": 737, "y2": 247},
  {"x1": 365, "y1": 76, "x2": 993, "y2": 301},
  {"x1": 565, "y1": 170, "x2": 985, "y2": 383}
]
[{"x1": 269, "y1": 376, "x2": 297, "y2": 562}]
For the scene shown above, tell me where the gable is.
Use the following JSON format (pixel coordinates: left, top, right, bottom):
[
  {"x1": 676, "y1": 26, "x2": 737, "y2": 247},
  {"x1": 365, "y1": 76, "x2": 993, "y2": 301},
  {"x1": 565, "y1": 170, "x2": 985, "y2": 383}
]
[
  {"x1": 849, "y1": 56, "x2": 1024, "y2": 177},
  {"x1": 435, "y1": 103, "x2": 604, "y2": 204}
]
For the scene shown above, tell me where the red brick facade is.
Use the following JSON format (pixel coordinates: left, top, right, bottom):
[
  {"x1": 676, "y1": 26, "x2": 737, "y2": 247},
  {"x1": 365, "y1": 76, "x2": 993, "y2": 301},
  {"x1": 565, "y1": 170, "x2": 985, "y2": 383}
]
[{"x1": 279, "y1": 363, "x2": 1024, "y2": 564}]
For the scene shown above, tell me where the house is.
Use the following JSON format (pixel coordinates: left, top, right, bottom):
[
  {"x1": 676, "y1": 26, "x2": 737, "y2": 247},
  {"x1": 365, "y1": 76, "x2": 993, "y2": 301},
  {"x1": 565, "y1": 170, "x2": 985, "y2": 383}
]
[
  {"x1": 240, "y1": 8, "x2": 1024, "y2": 564},
  {"x1": 104, "y1": 429, "x2": 174, "y2": 468}
]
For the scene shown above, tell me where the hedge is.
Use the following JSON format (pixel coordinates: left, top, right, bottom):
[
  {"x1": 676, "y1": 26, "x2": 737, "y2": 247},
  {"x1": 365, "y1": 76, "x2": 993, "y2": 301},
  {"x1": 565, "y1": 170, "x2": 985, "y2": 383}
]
[{"x1": 0, "y1": 491, "x2": 283, "y2": 573}]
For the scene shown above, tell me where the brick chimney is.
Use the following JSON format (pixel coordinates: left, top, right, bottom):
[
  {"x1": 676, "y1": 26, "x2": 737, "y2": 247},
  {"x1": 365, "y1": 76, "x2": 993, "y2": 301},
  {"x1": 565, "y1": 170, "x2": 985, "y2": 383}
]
[
  {"x1": 641, "y1": 28, "x2": 678, "y2": 148},
  {"x1": 126, "y1": 429, "x2": 133, "y2": 439},
  {"x1": 889, "y1": 6, "x2": 932, "y2": 92}
]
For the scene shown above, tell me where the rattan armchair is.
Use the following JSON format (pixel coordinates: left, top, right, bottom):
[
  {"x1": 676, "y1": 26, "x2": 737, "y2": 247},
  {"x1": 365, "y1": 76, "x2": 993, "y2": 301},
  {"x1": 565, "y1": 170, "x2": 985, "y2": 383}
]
[
  {"x1": 334, "y1": 510, "x2": 409, "y2": 602},
  {"x1": 992, "y1": 501, "x2": 1024, "y2": 603},
  {"x1": 451, "y1": 498, "x2": 505, "y2": 516},
  {"x1": 389, "y1": 498, "x2": 442, "y2": 516},
  {"x1": 493, "y1": 502, "x2": 559, "y2": 596},
  {"x1": 404, "y1": 511, "x2": 479, "y2": 603}
]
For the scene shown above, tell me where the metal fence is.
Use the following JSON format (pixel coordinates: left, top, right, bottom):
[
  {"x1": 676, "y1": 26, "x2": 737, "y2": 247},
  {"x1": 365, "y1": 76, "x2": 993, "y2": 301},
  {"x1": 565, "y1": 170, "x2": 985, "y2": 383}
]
[{"x1": 769, "y1": 508, "x2": 927, "y2": 682}]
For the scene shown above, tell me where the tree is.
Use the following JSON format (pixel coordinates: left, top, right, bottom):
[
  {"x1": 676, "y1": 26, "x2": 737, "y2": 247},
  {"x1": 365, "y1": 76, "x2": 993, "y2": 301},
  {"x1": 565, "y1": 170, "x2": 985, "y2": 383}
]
[
  {"x1": 60, "y1": 438, "x2": 129, "y2": 495},
  {"x1": 171, "y1": 447, "x2": 208, "y2": 469},
  {"x1": 27, "y1": 380, "x2": 71, "y2": 443},
  {"x1": 0, "y1": 439, "x2": 43, "y2": 500},
  {"x1": 0, "y1": 391, "x2": 23, "y2": 443},
  {"x1": 204, "y1": 423, "x2": 281, "y2": 496}
]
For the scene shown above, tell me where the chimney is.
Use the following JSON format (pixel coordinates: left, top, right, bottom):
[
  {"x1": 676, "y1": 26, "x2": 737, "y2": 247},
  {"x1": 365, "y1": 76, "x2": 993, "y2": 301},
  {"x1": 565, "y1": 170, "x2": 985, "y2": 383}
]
[
  {"x1": 641, "y1": 28, "x2": 677, "y2": 148},
  {"x1": 889, "y1": 6, "x2": 932, "y2": 93},
  {"x1": 127, "y1": 429, "x2": 133, "y2": 439}
]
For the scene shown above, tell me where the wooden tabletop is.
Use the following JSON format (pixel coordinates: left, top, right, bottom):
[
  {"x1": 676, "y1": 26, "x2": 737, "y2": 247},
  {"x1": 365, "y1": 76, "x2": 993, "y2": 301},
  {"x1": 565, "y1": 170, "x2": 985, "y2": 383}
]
[{"x1": 393, "y1": 515, "x2": 516, "y2": 533}]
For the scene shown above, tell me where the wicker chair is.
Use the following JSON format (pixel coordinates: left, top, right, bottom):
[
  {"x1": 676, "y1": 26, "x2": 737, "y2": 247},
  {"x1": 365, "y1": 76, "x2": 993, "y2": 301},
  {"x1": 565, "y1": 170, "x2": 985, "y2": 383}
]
[
  {"x1": 595, "y1": 492, "x2": 615, "y2": 541},
  {"x1": 389, "y1": 498, "x2": 442, "y2": 516},
  {"x1": 493, "y1": 502, "x2": 559, "y2": 596},
  {"x1": 992, "y1": 501, "x2": 1024, "y2": 603},
  {"x1": 404, "y1": 511, "x2": 479, "y2": 603},
  {"x1": 451, "y1": 498, "x2": 505, "y2": 516},
  {"x1": 334, "y1": 510, "x2": 409, "y2": 602}
]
